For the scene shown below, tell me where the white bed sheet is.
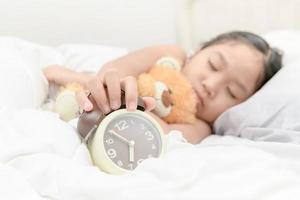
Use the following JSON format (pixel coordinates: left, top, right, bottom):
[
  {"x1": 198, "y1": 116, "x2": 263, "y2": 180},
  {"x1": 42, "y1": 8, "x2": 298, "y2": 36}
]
[{"x1": 1, "y1": 37, "x2": 300, "y2": 199}]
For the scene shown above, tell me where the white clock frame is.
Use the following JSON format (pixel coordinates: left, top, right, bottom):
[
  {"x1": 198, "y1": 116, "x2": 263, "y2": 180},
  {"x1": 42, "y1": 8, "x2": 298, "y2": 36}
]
[{"x1": 88, "y1": 109, "x2": 166, "y2": 175}]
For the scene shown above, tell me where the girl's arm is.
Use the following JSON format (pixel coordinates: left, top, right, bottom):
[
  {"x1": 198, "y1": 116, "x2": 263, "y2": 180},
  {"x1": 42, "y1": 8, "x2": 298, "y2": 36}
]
[
  {"x1": 43, "y1": 44, "x2": 186, "y2": 89},
  {"x1": 97, "y1": 44, "x2": 187, "y2": 79},
  {"x1": 43, "y1": 65, "x2": 93, "y2": 88},
  {"x1": 43, "y1": 45, "x2": 210, "y2": 144}
]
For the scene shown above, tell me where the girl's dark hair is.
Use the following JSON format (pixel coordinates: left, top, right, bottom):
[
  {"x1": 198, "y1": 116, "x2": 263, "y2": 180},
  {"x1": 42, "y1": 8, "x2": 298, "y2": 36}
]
[{"x1": 200, "y1": 31, "x2": 283, "y2": 87}]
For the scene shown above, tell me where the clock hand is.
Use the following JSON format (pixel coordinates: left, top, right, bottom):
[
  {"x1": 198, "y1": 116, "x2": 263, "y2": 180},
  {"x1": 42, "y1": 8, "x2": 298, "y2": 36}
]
[
  {"x1": 108, "y1": 130, "x2": 130, "y2": 144},
  {"x1": 109, "y1": 130, "x2": 135, "y2": 162},
  {"x1": 129, "y1": 140, "x2": 135, "y2": 162}
]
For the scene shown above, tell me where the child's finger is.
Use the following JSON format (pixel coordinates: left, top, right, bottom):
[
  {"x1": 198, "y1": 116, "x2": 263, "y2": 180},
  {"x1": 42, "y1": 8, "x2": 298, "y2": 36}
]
[
  {"x1": 75, "y1": 91, "x2": 93, "y2": 111},
  {"x1": 104, "y1": 69, "x2": 121, "y2": 110},
  {"x1": 88, "y1": 76, "x2": 111, "y2": 114},
  {"x1": 142, "y1": 96, "x2": 156, "y2": 111},
  {"x1": 121, "y1": 76, "x2": 138, "y2": 111}
]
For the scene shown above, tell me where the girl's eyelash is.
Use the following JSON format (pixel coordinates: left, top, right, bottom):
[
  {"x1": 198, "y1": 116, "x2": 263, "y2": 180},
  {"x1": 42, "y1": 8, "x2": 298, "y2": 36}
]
[
  {"x1": 208, "y1": 60, "x2": 217, "y2": 71},
  {"x1": 227, "y1": 88, "x2": 236, "y2": 99}
]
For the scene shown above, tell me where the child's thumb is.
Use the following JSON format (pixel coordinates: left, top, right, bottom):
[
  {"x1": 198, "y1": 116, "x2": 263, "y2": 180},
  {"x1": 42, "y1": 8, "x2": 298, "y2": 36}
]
[
  {"x1": 142, "y1": 97, "x2": 156, "y2": 111},
  {"x1": 75, "y1": 91, "x2": 93, "y2": 111}
]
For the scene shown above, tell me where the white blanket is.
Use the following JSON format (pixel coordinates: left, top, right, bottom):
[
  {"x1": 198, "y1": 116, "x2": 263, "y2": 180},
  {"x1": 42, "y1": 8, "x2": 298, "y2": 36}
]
[
  {"x1": 1, "y1": 108, "x2": 300, "y2": 200},
  {"x1": 1, "y1": 36, "x2": 300, "y2": 199}
]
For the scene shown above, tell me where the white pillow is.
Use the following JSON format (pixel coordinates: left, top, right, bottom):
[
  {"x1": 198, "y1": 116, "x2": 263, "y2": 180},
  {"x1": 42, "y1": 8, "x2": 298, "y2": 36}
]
[
  {"x1": 0, "y1": 36, "x2": 127, "y2": 109},
  {"x1": 213, "y1": 30, "x2": 300, "y2": 143}
]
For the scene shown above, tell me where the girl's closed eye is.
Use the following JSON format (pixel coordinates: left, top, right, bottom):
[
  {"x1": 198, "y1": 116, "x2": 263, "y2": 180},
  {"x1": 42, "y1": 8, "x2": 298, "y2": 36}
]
[
  {"x1": 208, "y1": 59, "x2": 218, "y2": 71},
  {"x1": 227, "y1": 87, "x2": 237, "y2": 99}
]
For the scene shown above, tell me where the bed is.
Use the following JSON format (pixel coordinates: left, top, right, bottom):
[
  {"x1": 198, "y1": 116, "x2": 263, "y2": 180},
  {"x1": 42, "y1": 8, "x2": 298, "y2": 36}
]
[{"x1": 1, "y1": 1, "x2": 300, "y2": 199}]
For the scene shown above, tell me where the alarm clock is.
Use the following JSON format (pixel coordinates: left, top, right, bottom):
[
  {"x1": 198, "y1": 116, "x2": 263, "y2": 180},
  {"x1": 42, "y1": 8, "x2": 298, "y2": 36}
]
[{"x1": 77, "y1": 91, "x2": 166, "y2": 175}]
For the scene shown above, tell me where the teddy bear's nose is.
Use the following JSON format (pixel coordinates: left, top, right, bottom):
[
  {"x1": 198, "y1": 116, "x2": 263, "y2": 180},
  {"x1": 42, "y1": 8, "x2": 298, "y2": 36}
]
[{"x1": 162, "y1": 90, "x2": 172, "y2": 107}]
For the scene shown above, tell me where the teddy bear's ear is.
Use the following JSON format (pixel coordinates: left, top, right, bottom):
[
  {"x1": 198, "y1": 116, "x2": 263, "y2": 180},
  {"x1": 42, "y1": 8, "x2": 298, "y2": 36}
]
[{"x1": 156, "y1": 57, "x2": 181, "y2": 71}]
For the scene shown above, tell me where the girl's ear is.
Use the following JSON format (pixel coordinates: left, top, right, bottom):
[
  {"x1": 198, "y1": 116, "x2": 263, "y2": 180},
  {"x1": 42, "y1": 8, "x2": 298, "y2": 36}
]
[
  {"x1": 187, "y1": 49, "x2": 196, "y2": 58},
  {"x1": 186, "y1": 48, "x2": 202, "y2": 63}
]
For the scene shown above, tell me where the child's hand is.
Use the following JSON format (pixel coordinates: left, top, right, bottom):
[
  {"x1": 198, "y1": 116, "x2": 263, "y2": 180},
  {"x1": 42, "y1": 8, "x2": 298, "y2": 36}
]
[{"x1": 76, "y1": 69, "x2": 156, "y2": 114}]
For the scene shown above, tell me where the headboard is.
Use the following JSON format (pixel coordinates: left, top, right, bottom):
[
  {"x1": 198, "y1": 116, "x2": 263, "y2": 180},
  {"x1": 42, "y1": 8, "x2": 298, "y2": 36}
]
[{"x1": 176, "y1": 0, "x2": 300, "y2": 51}]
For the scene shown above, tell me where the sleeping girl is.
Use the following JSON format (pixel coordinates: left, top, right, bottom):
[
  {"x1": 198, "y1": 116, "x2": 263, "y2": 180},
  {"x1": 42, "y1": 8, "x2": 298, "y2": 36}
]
[{"x1": 43, "y1": 31, "x2": 282, "y2": 144}]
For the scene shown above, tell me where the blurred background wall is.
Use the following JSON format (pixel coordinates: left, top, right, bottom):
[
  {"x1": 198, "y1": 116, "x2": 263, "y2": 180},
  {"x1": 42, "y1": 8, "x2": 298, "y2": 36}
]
[{"x1": 0, "y1": 0, "x2": 177, "y2": 50}]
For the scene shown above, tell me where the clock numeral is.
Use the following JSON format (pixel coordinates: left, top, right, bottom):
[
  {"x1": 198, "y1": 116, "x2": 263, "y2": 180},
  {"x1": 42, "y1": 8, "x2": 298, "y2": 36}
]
[
  {"x1": 152, "y1": 144, "x2": 156, "y2": 150},
  {"x1": 128, "y1": 163, "x2": 134, "y2": 170},
  {"x1": 137, "y1": 159, "x2": 144, "y2": 165},
  {"x1": 117, "y1": 160, "x2": 123, "y2": 167},
  {"x1": 107, "y1": 148, "x2": 117, "y2": 159},
  {"x1": 130, "y1": 120, "x2": 135, "y2": 125},
  {"x1": 139, "y1": 123, "x2": 146, "y2": 130},
  {"x1": 115, "y1": 120, "x2": 129, "y2": 131},
  {"x1": 105, "y1": 138, "x2": 114, "y2": 145},
  {"x1": 145, "y1": 131, "x2": 154, "y2": 141}
]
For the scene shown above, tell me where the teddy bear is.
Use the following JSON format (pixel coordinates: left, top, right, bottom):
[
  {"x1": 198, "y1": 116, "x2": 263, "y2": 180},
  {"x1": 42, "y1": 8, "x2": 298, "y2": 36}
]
[
  {"x1": 137, "y1": 57, "x2": 197, "y2": 124},
  {"x1": 42, "y1": 82, "x2": 84, "y2": 122},
  {"x1": 48, "y1": 57, "x2": 197, "y2": 124}
]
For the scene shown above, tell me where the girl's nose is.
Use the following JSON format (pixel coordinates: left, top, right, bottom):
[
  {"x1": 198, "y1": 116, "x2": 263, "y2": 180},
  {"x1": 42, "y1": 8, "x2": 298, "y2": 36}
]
[
  {"x1": 202, "y1": 83, "x2": 215, "y2": 98},
  {"x1": 202, "y1": 75, "x2": 224, "y2": 98}
]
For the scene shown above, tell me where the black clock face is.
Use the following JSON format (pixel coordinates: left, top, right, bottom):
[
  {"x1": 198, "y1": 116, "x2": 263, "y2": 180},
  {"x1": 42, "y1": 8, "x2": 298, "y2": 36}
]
[{"x1": 103, "y1": 112, "x2": 163, "y2": 171}]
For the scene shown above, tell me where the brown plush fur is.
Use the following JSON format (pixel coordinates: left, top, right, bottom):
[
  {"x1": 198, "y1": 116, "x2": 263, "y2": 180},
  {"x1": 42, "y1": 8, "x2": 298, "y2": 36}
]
[{"x1": 138, "y1": 64, "x2": 197, "y2": 124}]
